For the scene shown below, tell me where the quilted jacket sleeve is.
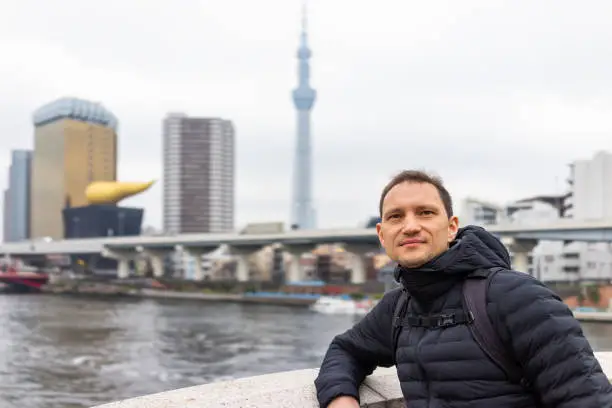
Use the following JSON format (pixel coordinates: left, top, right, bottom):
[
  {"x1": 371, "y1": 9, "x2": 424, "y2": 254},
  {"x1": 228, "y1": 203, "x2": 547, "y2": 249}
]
[
  {"x1": 489, "y1": 270, "x2": 612, "y2": 407},
  {"x1": 314, "y1": 289, "x2": 400, "y2": 408}
]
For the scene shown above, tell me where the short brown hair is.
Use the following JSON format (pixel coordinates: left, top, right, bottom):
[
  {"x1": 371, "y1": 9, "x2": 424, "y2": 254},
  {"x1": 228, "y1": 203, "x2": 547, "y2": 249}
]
[{"x1": 379, "y1": 170, "x2": 453, "y2": 218}]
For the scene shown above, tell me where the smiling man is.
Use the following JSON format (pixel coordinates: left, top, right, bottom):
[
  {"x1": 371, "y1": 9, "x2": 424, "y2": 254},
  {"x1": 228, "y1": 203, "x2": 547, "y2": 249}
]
[{"x1": 315, "y1": 170, "x2": 612, "y2": 408}]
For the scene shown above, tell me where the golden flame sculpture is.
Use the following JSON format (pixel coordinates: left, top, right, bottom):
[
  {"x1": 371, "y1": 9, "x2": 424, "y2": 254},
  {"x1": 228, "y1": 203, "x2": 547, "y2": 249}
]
[{"x1": 85, "y1": 180, "x2": 155, "y2": 205}]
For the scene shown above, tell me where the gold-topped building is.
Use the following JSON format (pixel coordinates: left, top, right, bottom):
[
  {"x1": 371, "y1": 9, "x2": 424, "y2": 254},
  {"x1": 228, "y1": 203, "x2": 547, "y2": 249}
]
[
  {"x1": 59, "y1": 179, "x2": 154, "y2": 239},
  {"x1": 30, "y1": 97, "x2": 118, "y2": 239}
]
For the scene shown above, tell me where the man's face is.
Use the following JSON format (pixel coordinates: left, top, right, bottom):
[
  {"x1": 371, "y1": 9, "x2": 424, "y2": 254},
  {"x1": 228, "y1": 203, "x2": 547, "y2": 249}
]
[{"x1": 376, "y1": 181, "x2": 459, "y2": 268}]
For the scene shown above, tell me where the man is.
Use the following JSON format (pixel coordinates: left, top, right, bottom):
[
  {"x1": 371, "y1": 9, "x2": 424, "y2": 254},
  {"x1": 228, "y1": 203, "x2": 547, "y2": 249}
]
[{"x1": 315, "y1": 170, "x2": 612, "y2": 408}]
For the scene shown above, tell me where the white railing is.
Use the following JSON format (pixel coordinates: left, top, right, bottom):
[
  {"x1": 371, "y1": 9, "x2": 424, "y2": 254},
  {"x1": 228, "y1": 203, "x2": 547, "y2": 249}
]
[{"x1": 92, "y1": 352, "x2": 612, "y2": 408}]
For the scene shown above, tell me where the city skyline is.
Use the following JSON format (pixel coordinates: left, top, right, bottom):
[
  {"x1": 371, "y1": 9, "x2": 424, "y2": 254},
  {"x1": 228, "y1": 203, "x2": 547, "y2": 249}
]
[{"x1": 1, "y1": 0, "x2": 612, "y2": 237}]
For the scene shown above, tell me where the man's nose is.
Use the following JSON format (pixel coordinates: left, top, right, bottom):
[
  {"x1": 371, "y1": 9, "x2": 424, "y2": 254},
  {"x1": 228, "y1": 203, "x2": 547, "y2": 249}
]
[{"x1": 400, "y1": 215, "x2": 421, "y2": 234}]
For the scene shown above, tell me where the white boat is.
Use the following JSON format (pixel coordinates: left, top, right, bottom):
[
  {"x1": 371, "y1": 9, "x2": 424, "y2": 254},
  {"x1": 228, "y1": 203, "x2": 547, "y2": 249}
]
[{"x1": 310, "y1": 296, "x2": 375, "y2": 315}]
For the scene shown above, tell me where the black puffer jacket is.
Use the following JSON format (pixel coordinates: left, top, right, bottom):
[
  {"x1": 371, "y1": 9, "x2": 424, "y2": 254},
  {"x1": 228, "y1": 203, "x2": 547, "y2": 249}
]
[{"x1": 315, "y1": 226, "x2": 612, "y2": 407}]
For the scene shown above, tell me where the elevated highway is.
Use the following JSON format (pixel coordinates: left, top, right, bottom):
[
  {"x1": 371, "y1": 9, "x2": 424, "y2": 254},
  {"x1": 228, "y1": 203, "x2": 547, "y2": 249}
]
[
  {"x1": 1, "y1": 218, "x2": 612, "y2": 256},
  {"x1": 2, "y1": 219, "x2": 612, "y2": 282}
]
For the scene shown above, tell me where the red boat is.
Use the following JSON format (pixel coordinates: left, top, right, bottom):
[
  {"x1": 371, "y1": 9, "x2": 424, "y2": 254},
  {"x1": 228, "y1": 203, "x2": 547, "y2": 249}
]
[{"x1": 0, "y1": 264, "x2": 50, "y2": 293}]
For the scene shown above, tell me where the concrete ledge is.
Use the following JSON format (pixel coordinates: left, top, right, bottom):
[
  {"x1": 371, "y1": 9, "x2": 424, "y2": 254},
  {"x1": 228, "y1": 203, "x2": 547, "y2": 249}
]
[
  {"x1": 573, "y1": 311, "x2": 612, "y2": 322},
  {"x1": 92, "y1": 352, "x2": 612, "y2": 408}
]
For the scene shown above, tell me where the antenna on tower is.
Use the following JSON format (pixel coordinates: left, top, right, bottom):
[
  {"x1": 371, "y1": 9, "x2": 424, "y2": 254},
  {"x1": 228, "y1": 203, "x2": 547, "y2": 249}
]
[{"x1": 301, "y1": 0, "x2": 308, "y2": 36}]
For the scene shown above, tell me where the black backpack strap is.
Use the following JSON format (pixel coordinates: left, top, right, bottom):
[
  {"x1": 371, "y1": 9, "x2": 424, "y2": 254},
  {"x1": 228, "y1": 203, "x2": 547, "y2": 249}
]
[
  {"x1": 463, "y1": 267, "x2": 524, "y2": 384},
  {"x1": 391, "y1": 288, "x2": 410, "y2": 364}
]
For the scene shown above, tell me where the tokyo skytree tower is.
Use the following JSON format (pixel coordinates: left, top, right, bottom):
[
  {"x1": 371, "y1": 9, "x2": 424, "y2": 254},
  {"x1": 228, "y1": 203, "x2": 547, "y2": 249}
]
[{"x1": 290, "y1": 0, "x2": 317, "y2": 229}]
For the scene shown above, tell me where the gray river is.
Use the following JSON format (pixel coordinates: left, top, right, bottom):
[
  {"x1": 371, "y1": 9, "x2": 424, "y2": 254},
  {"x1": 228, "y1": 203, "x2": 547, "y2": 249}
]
[{"x1": 1, "y1": 294, "x2": 611, "y2": 408}]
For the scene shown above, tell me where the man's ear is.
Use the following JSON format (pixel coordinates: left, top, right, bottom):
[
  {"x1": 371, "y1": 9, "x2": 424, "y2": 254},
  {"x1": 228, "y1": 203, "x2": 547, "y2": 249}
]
[
  {"x1": 376, "y1": 222, "x2": 385, "y2": 247},
  {"x1": 448, "y1": 216, "x2": 459, "y2": 242}
]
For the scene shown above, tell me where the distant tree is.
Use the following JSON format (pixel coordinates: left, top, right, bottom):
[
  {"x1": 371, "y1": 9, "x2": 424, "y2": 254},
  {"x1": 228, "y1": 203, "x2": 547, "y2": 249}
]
[
  {"x1": 350, "y1": 292, "x2": 365, "y2": 300},
  {"x1": 586, "y1": 284, "x2": 601, "y2": 306}
]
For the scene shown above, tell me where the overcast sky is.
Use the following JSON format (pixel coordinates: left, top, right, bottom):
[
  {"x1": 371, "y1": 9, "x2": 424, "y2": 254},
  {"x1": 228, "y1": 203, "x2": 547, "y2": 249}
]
[{"x1": 1, "y1": 0, "x2": 612, "y2": 232}]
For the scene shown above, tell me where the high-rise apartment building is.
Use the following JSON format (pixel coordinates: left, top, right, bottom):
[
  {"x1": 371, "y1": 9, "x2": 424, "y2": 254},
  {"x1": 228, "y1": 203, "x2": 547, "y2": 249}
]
[
  {"x1": 30, "y1": 97, "x2": 118, "y2": 239},
  {"x1": 3, "y1": 150, "x2": 32, "y2": 242},
  {"x1": 163, "y1": 113, "x2": 234, "y2": 233},
  {"x1": 564, "y1": 151, "x2": 612, "y2": 220}
]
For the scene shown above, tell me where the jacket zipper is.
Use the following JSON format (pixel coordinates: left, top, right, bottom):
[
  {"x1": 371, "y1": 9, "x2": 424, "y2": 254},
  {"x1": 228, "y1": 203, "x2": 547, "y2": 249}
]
[{"x1": 414, "y1": 331, "x2": 432, "y2": 407}]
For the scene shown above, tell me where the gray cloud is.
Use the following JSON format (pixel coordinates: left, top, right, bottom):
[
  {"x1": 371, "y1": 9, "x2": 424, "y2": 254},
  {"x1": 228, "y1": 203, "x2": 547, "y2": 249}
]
[{"x1": 0, "y1": 0, "x2": 611, "y2": 234}]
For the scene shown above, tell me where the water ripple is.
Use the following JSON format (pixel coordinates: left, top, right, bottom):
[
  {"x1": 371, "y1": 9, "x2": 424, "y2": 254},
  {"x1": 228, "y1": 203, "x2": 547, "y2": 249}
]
[
  {"x1": 1, "y1": 294, "x2": 609, "y2": 408},
  {"x1": 0, "y1": 295, "x2": 358, "y2": 407}
]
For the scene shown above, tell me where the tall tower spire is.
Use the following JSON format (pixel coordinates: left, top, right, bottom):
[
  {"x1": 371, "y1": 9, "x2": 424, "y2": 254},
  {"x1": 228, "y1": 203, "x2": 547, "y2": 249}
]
[
  {"x1": 301, "y1": 0, "x2": 307, "y2": 38},
  {"x1": 291, "y1": 0, "x2": 317, "y2": 229}
]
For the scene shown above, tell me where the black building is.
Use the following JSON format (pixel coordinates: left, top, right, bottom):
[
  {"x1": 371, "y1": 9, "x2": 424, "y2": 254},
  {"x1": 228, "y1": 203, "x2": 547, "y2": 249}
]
[{"x1": 63, "y1": 205, "x2": 144, "y2": 239}]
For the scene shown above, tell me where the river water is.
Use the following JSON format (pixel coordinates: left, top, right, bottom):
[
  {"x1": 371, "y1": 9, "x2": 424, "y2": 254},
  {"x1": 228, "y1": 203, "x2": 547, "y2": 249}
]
[{"x1": 1, "y1": 294, "x2": 611, "y2": 408}]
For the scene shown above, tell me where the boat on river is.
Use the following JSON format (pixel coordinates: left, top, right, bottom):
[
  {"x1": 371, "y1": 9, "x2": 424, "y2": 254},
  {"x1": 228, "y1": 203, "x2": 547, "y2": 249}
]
[{"x1": 310, "y1": 296, "x2": 376, "y2": 315}]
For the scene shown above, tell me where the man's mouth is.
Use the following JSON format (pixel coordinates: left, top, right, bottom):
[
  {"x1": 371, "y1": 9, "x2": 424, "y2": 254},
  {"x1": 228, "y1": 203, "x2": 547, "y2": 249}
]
[{"x1": 399, "y1": 238, "x2": 425, "y2": 247}]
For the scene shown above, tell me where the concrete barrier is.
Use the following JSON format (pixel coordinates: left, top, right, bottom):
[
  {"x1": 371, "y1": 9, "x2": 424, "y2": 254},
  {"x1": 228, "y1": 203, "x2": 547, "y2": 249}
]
[
  {"x1": 573, "y1": 311, "x2": 612, "y2": 322},
  {"x1": 92, "y1": 352, "x2": 612, "y2": 408}
]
